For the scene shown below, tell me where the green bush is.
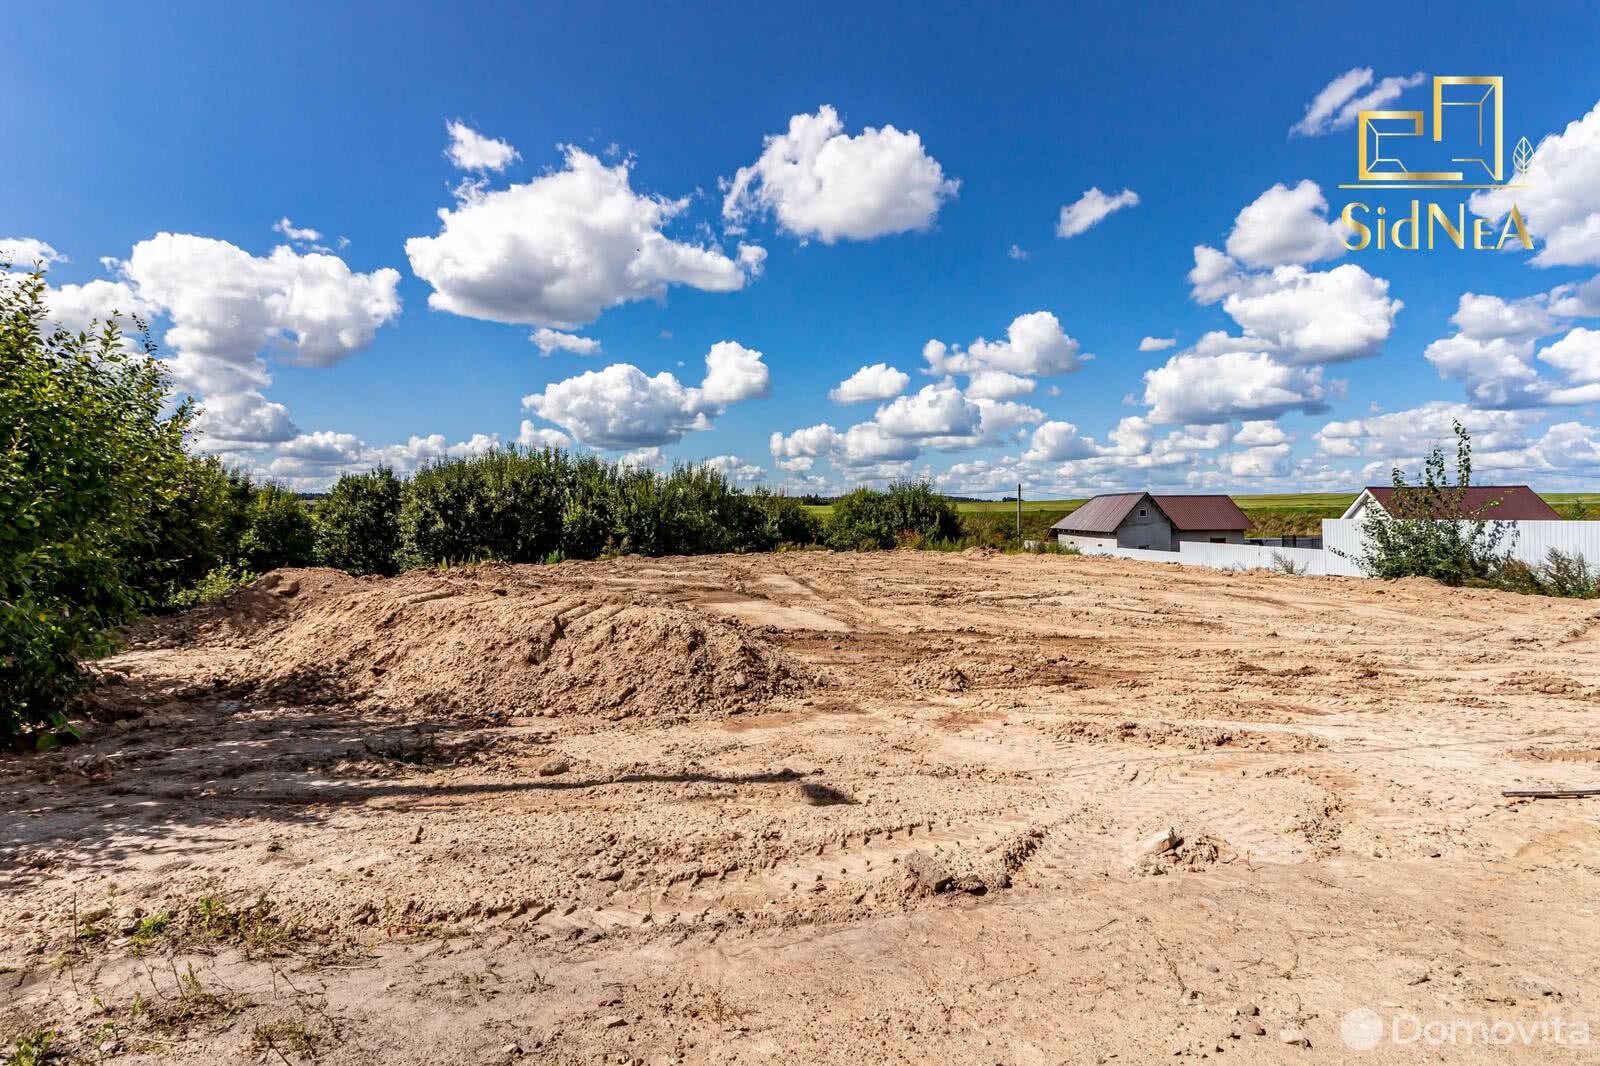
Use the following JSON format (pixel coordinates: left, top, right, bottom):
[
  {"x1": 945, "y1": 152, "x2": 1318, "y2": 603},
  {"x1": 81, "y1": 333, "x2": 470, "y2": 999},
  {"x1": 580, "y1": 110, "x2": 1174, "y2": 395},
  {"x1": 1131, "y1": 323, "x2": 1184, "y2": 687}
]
[
  {"x1": 824, "y1": 481, "x2": 961, "y2": 550},
  {"x1": 824, "y1": 488, "x2": 898, "y2": 550},
  {"x1": 1486, "y1": 549, "x2": 1597, "y2": 599},
  {"x1": 1537, "y1": 549, "x2": 1597, "y2": 598},
  {"x1": 1, "y1": 269, "x2": 196, "y2": 741},
  {"x1": 142, "y1": 458, "x2": 256, "y2": 607},
  {"x1": 314, "y1": 467, "x2": 403, "y2": 575},
  {"x1": 611, "y1": 463, "x2": 765, "y2": 556},
  {"x1": 560, "y1": 453, "x2": 619, "y2": 559},
  {"x1": 883, "y1": 479, "x2": 961, "y2": 543},
  {"x1": 167, "y1": 563, "x2": 259, "y2": 610},
  {"x1": 1342, "y1": 422, "x2": 1514, "y2": 585},
  {"x1": 752, "y1": 489, "x2": 823, "y2": 547},
  {"x1": 236, "y1": 485, "x2": 315, "y2": 573},
  {"x1": 398, "y1": 451, "x2": 787, "y2": 566},
  {"x1": 400, "y1": 447, "x2": 568, "y2": 566}
]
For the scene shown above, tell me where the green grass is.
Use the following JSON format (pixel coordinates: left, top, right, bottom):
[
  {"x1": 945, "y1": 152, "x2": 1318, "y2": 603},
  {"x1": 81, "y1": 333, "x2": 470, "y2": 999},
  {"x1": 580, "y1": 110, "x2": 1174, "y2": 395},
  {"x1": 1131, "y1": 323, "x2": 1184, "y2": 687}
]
[{"x1": 802, "y1": 491, "x2": 1589, "y2": 537}]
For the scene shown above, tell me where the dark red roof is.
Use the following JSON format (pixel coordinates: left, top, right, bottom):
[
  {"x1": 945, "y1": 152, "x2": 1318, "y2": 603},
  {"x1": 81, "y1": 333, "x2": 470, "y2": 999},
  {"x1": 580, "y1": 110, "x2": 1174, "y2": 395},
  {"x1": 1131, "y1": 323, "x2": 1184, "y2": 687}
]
[
  {"x1": 1363, "y1": 485, "x2": 1559, "y2": 520},
  {"x1": 1151, "y1": 495, "x2": 1253, "y2": 532},
  {"x1": 1050, "y1": 492, "x2": 1148, "y2": 534}
]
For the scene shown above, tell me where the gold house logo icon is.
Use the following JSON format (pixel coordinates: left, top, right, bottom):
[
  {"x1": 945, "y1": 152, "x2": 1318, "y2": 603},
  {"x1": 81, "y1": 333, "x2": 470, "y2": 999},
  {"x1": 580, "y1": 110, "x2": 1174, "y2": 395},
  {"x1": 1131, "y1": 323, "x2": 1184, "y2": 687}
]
[
  {"x1": 1337, "y1": 74, "x2": 1534, "y2": 252},
  {"x1": 1343, "y1": 75, "x2": 1532, "y2": 189}
]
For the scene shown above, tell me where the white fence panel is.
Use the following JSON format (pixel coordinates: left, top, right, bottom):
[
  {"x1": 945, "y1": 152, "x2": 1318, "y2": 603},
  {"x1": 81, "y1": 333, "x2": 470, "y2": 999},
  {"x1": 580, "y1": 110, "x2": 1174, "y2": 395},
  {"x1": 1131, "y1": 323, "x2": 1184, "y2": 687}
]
[
  {"x1": 1176, "y1": 541, "x2": 1331, "y2": 574},
  {"x1": 1321, "y1": 519, "x2": 1600, "y2": 572},
  {"x1": 1081, "y1": 541, "x2": 1339, "y2": 574},
  {"x1": 1080, "y1": 545, "x2": 1190, "y2": 566},
  {"x1": 1084, "y1": 520, "x2": 1600, "y2": 578}
]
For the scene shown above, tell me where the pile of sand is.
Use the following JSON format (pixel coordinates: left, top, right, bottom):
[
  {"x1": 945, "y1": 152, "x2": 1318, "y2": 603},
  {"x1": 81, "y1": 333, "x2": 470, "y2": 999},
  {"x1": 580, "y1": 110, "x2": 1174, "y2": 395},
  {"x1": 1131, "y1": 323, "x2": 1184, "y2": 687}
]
[{"x1": 139, "y1": 568, "x2": 811, "y2": 720}]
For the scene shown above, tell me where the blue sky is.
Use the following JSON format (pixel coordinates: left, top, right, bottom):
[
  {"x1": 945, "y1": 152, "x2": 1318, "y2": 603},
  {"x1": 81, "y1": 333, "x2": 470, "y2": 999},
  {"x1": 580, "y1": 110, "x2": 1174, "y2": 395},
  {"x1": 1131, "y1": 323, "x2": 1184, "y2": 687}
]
[{"x1": 7, "y1": 1, "x2": 1600, "y2": 495}]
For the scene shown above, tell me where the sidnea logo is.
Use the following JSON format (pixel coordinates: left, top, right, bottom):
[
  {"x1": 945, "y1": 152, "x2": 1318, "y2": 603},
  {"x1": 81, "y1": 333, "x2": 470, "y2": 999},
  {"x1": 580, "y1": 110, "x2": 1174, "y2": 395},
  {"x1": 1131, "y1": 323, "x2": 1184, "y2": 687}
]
[
  {"x1": 1345, "y1": 75, "x2": 1527, "y2": 188},
  {"x1": 1337, "y1": 74, "x2": 1534, "y2": 253}
]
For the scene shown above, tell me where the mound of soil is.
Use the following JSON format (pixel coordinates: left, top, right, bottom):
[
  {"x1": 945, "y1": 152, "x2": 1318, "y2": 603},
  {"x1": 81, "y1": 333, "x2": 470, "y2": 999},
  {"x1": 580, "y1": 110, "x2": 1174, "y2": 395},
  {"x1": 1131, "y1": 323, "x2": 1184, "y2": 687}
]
[{"x1": 140, "y1": 567, "x2": 812, "y2": 720}]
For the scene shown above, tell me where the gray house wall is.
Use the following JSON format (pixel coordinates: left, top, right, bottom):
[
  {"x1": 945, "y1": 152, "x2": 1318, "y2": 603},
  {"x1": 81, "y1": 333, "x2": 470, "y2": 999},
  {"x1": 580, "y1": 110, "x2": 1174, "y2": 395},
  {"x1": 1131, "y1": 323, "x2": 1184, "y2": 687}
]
[{"x1": 1116, "y1": 505, "x2": 1174, "y2": 551}]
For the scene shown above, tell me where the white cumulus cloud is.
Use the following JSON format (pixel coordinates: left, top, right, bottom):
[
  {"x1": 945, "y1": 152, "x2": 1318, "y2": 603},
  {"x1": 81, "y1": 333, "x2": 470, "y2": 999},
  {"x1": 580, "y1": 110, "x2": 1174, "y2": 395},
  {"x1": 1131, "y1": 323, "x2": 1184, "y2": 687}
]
[
  {"x1": 521, "y1": 341, "x2": 769, "y2": 449},
  {"x1": 1220, "y1": 263, "x2": 1401, "y2": 365},
  {"x1": 1, "y1": 237, "x2": 66, "y2": 266},
  {"x1": 722, "y1": 105, "x2": 958, "y2": 243},
  {"x1": 517, "y1": 421, "x2": 574, "y2": 449},
  {"x1": 531, "y1": 327, "x2": 601, "y2": 356},
  {"x1": 1056, "y1": 187, "x2": 1139, "y2": 238},
  {"x1": 111, "y1": 233, "x2": 402, "y2": 444},
  {"x1": 1142, "y1": 348, "x2": 1328, "y2": 425},
  {"x1": 407, "y1": 146, "x2": 762, "y2": 329},
  {"x1": 923, "y1": 310, "x2": 1087, "y2": 378},
  {"x1": 829, "y1": 362, "x2": 909, "y2": 404},
  {"x1": 702, "y1": 455, "x2": 765, "y2": 482},
  {"x1": 445, "y1": 120, "x2": 520, "y2": 172},
  {"x1": 523, "y1": 363, "x2": 707, "y2": 450},
  {"x1": 1472, "y1": 99, "x2": 1600, "y2": 266},
  {"x1": 1290, "y1": 68, "x2": 1425, "y2": 137},
  {"x1": 873, "y1": 382, "x2": 981, "y2": 440},
  {"x1": 1224, "y1": 181, "x2": 1347, "y2": 268},
  {"x1": 700, "y1": 340, "x2": 771, "y2": 404}
]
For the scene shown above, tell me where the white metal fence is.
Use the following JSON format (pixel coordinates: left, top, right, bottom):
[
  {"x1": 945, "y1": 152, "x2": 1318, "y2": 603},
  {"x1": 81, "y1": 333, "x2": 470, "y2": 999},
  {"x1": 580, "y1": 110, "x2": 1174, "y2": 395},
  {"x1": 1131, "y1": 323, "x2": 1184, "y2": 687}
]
[
  {"x1": 1080, "y1": 540, "x2": 1341, "y2": 574},
  {"x1": 1321, "y1": 519, "x2": 1600, "y2": 574},
  {"x1": 1078, "y1": 520, "x2": 1600, "y2": 578}
]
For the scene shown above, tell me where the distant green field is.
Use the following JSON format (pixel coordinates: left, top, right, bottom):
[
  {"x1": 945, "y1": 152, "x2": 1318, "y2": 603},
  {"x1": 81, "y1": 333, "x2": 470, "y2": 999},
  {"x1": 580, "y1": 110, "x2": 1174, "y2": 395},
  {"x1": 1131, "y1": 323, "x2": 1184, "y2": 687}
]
[
  {"x1": 802, "y1": 491, "x2": 1593, "y2": 538},
  {"x1": 1544, "y1": 492, "x2": 1600, "y2": 510},
  {"x1": 807, "y1": 493, "x2": 1357, "y2": 517}
]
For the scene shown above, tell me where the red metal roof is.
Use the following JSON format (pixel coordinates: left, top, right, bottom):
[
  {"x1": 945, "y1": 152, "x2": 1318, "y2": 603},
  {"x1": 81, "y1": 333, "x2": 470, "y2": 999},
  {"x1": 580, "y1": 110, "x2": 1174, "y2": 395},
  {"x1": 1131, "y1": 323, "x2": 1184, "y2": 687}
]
[
  {"x1": 1049, "y1": 492, "x2": 1148, "y2": 534},
  {"x1": 1362, "y1": 485, "x2": 1560, "y2": 520},
  {"x1": 1150, "y1": 494, "x2": 1253, "y2": 532}
]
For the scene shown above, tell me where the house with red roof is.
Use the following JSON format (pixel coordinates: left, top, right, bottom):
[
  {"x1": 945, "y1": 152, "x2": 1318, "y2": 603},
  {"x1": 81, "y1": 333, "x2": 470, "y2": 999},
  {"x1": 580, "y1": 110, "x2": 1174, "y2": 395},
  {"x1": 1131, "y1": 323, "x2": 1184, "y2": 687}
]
[
  {"x1": 1049, "y1": 493, "x2": 1253, "y2": 553},
  {"x1": 1341, "y1": 485, "x2": 1559, "y2": 522}
]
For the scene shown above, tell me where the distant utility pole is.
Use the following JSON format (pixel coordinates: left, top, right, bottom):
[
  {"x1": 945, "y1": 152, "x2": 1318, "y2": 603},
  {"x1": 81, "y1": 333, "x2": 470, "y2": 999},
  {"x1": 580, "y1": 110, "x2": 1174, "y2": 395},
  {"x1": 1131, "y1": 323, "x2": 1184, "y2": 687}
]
[{"x1": 1016, "y1": 482, "x2": 1022, "y2": 539}]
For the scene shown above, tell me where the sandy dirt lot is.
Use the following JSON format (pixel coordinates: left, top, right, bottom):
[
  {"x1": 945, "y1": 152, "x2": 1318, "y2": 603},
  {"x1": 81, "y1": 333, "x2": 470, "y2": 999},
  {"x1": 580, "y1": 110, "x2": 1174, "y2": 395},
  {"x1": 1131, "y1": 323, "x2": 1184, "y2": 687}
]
[{"x1": 4, "y1": 551, "x2": 1600, "y2": 1063}]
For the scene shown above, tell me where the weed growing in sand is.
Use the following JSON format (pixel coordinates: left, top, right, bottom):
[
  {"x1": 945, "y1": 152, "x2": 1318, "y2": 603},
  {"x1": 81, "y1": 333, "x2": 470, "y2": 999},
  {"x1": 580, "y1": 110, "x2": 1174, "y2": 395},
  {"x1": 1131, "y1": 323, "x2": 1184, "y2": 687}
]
[
  {"x1": 126, "y1": 913, "x2": 173, "y2": 955},
  {"x1": 3, "y1": 1027, "x2": 56, "y2": 1066},
  {"x1": 1270, "y1": 551, "x2": 1309, "y2": 576},
  {"x1": 1486, "y1": 548, "x2": 1598, "y2": 599},
  {"x1": 251, "y1": 1019, "x2": 321, "y2": 1056},
  {"x1": 190, "y1": 896, "x2": 292, "y2": 955},
  {"x1": 115, "y1": 964, "x2": 249, "y2": 1046}
]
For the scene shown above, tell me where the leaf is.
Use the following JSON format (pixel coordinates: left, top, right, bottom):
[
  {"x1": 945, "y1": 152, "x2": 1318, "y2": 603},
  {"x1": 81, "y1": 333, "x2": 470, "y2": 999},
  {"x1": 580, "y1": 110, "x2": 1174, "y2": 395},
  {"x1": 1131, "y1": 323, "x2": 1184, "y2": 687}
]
[{"x1": 1514, "y1": 136, "x2": 1534, "y2": 175}]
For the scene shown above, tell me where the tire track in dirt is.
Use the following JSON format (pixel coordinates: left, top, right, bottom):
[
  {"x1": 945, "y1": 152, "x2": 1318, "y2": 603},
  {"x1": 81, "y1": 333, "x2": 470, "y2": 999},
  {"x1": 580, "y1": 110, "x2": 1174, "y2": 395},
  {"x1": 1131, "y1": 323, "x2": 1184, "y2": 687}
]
[{"x1": 502, "y1": 809, "x2": 1061, "y2": 942}]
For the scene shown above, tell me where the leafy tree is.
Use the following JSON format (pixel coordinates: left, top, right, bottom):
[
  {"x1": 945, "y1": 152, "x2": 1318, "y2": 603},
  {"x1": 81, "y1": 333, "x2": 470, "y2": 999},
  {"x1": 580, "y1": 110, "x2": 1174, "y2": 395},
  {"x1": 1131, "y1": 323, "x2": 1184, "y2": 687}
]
[
  {"x1": 400, "y1": 447, "x2": 568, "y2": 566},
  {"x1": 824, "y1": 481, "x2": 961, "y2": 550},
  {"x1": 560, "y1": 453, "x2": 619, "y2": 559},
  {"x1": 882, "y1": 479, "x2": 961, "y2": 543},
  {"x1": 0, "y1": 268, "x2": 194, "y2": 740},
  {"x1": 139, "y1": 457, "x2": 256, "y2": 606},
  {"x1": 314, "y1": 467, "x2": 403, "y2": 575},
  {"x1": 1345, "y1": 421, "x2": 1515, "y2": 585},
  {"x1": 824, "y1": 487, "x2": 899, "y2": 550},
  {"x1": 236, "y1": 484, "x2": 316, "y2": 572},
  {"x1": 751, "y1": 489, "x2": 822, "y2": 547}
]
